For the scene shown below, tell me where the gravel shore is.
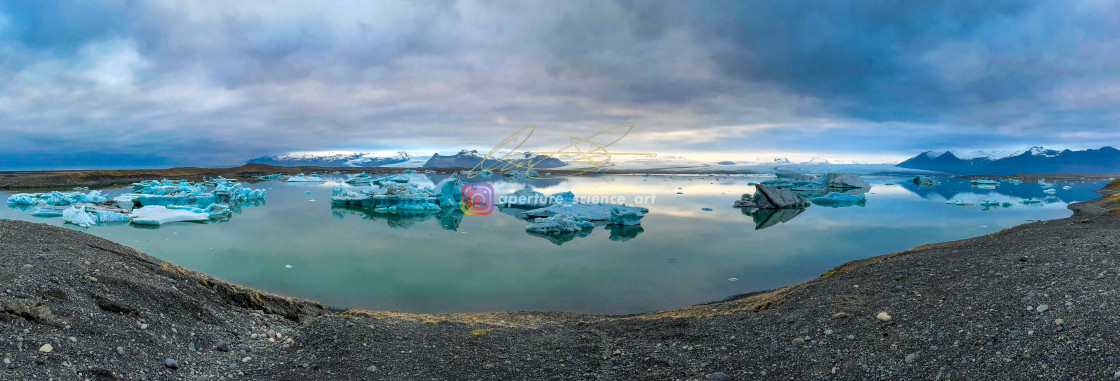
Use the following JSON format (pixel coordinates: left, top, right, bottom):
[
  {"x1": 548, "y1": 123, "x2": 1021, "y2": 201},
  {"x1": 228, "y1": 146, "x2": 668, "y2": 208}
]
[{"x1": 1, "y1": 181, "x2": 1118, "y2": 380}]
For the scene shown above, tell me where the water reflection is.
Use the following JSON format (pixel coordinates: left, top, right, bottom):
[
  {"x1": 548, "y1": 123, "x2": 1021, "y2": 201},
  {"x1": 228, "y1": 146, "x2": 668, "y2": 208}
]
[
  {"x1": 331, "y1": 205, "x2": 463, "y2": 230},
  {"x1": 741, "y1": 208, "x2": 806, "y2": 230}
]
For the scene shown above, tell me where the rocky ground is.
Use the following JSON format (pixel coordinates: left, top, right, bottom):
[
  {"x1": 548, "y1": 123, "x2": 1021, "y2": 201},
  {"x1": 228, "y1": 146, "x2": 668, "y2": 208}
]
[{"x1": 1, "y1": 182, "x2": 1119, "y2": 380}]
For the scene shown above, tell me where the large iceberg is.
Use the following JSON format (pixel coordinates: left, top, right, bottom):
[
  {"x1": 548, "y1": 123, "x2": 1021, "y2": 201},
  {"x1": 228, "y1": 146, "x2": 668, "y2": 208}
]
[
  {"x1": 824, "y1": 173, "x2": 870, "y2": 189},
  {"x1": 371, "y1": 174, "x2": 411, "y2": 185},
  {"x1": 522, "y1": 203, "x2": 648, "y2": 224},
  {"x1": 6, "y1": 194, "x2": 40, "y2": 205},
  {"x1": 752, "y1": 184, "x2": 810, "y2": 209},
  {"x1": 129, "y1": 204, "x2": 231, "y2": 226},
  {"x1": 911, "y1": 175, "x2": 940, "y2": 187}
]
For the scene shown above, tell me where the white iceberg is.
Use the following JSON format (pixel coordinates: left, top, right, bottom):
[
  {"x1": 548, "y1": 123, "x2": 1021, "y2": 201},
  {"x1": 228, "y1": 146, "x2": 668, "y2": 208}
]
[
  {"x1": 525, "y1": 215, "x2": 594, "y2": 233},
  {"x1": 499, "y1": 186, "x2": 551, "y2": 208},
  {"x1": 286, "y1": 173, "x2": 327, "y2": 182},
  {"x1": 62, "y1": 205, "x2": 132, "y2": 228},
  {"x1": 128, "y1": 204, "x2": 231, "y2": 226}
]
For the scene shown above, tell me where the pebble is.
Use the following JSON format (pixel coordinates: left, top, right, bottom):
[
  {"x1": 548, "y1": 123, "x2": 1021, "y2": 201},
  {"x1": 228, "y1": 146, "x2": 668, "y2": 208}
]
[
  {"x1": 3, "y1": 358, "x2": 9, "y2": 365},
  {"x1": 39, "y1": 343, "x2": 53, "y2": 353},
  {"x1": 792, "y1": 338, "x2": 806, "y2": 345},
  {"x1": 216, "y1": 342, "x2": 231, "y2": 352},
  {"x1": 824, "y1": 329, "x2": 834, "y2": 335},
  {"x1": 483, "y1": 363, "x2": 495, "y2": 370},
  {"x1": 833, "y1": 312, "x2": 849, "y2": 319},
  {"x1": 709, "y1": 372, "x2": 731, "y2": 381},
  {"x1": 1054, "y1": 319, "x2": 1064, "y2": 325},
  {"x1": 140, "y1": 323, "x2": 149, "y2": 330},
  {"x1": 165, "y1": 358, "x2": 179, "y2": 369},
  {"x1": 905, "y1": 353, "x2": 917, "y2": 363},
  {"x1": 366, "y1": 365, "x2": 378, "y2": 372},
  {"x1": 1037, "y1": 304, "x2": 1049, "y2": 313},
  {"x1": 876, "y1": 312, "x2": 892, "y2": 322},
  {"x1": 242, "y1": 357, "x2": 252, "y2": 363},
  {"x1": 847, "y1": 335, "x2": 855, "y2": 340}
]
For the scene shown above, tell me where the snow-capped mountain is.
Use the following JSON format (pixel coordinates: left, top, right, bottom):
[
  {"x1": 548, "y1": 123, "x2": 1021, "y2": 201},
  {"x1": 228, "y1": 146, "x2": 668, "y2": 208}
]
[
  {"x1": 422, "y1": 149, "x2": 567, "y2": 169},
  {"x1": 248, "y1": 151, "x2": 412, "y2": 167},
  {"x1": 898, "y1": 146, "x2": 1119, "y2": 174}
]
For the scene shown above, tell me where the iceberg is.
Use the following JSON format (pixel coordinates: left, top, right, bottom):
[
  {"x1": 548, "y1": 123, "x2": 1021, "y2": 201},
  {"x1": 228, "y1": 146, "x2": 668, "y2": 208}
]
[
  {"x1": 30, "y1": 205, "x2": 68, "y2": 217},
  {"x1": 752, "y1": 184, "x2": 810, "y2": 209},
  {"x1": 371, "y1": 174, "x2": 411, "y2": 185},
  {"x1": 6, "y1": 194, "x2": 41, "y2": 205},
  {"x1": 286, "y1": 173, "x2": 327, "y2": 182},
  {"x1": 434, "y1": 173, "x2": 463, "y2": 207},
  {"x1": 1062, "y1": 185, "x2": 1072, "y2": 190},
  {"x1": 62, "y1": 205, "x2": 132, "y2": 228},
  {"x1": 945, "y1": 199, "x2": 974, "y2": 206},
  {"x1": 1043, "y1": 188, "x2": 1057, "y2": 194},
  {"x1": 1020, "y1": 199, "x2": 1042, "y2": 205},
  {"x1": 525, "y1": 215, "x2": 594, "y2": 233},
  {"x1": 523, "y1": 202, "x2": 648, "y2": 225},
  {"x1": 911, "y1": 175, "x2": 940, "y2": 187},
  {"x1": 1011, "y1": 179, "x2": 1024, "y2": 185},
  {"x1": 1037, "y1": 179, "x2": 1054, "y2": 189},
  {"x1": 811, "y1": 192, "x2": 867, "y2": 207},
  {"x1": 499, "y1": 186, "x2": 551, "y2": 208},
  {"x1": 128, "y1": 204, "x2": 231, "y2": 226},
  {"x1": 970, "y1": 179, "x2": 999, "y2": 186},
  {"x1": 824, "y1": 173, "x2": 870, "y2": 189},
  {"x1": 344, "y1": 172, "x2": 372, "y2": 184}
]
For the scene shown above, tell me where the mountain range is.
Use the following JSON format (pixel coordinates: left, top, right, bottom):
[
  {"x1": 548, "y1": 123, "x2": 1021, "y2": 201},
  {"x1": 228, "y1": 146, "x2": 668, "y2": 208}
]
[
  {"x1": 897, "y1": 146, "x2": 1120, "y2": 174},
  {"x1": 422, "y1": 150, "x2": 567, "y2": 169},
  {"x1": 248, "y1": 151, "x2": 411, "y2": 167}
]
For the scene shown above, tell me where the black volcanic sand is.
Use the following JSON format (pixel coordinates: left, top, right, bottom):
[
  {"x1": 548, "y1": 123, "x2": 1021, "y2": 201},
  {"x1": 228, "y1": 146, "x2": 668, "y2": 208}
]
[{"x1": 1, "y1": 182, "x2": 1119, "y2": 380}]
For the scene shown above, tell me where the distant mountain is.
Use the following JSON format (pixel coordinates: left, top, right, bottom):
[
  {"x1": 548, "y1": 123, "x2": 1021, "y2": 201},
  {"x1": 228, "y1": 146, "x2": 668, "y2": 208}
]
[
  {"x1": 897, "y1": 146, "x2": 1120, "y2": 174},
  {"x1": 248, "y1": 151, "x2": 411, "y2": 167},
  {"x1": 423, "y1": 150, "x2": 567, "y2": 169}
]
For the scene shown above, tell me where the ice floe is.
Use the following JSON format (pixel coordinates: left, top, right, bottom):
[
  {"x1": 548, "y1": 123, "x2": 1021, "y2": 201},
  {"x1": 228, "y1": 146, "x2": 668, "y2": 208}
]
[
  {"x1": 129, "y1": 204, "x2": 232, "y2": 226},
  {"x1": 811, "y1": 192, "x2": 867, "y2": 207},
  {"x1": 286, "y1": 174, "x2": 327, "y2": 182}
]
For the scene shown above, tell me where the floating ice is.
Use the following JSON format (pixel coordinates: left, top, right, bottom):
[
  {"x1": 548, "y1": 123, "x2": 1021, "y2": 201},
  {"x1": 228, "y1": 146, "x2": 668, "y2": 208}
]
[
  {"x1": 911, "y1": 175, "x2": 940, "y2": 187},
  {"x1": 344, "y1": 172, "x2": 372, "y2": 184},
  {"x1": 128, "y1": 204, "x2": 231, "y2": 225},
  {"x1": 945, "y1": 199, "x2": 974, "y2": 206},
  {"x1": 1043, "y1": 188, "x2": 1057, "y2": 194},
  {"x1": 525, "y1": 215, "x2": 594, "y2": 233},
  {"x1": 1020, "y1": 199, "x2": 1042, "y2": 205},
  {"x1": 811, "y1": 192, "x2": 867, "y2": 207},
  {"x1": 825, "y1": 173, "x2": 871, "y2": 189},
  {"x1": 1037, "y1": 179, "x2": 1054, "y2": 189},
  {"x1": 62, "y1": 205, "x2": 131, "y2": 228},
  {"x1": 286, "y1": 174, "x2": 326, "y2": 182},
  {"x1": 970, "y1": 179, "x2": 999, "y2": 186},
  {"x1": 499, "y1": 186, "x2": 551, "y2": 208},
  {"x1": 371, "y1": 174, "x2": 410, "y2": 185},
  {"x1": 6, "y1": 194, "x2": 40, "y2": 205},
  {"x1": 30, "y1": 205, "x2": 67, "y2": 217},
  {"x1": 523, "y1": 202, "x2": 648, "y2": 225}
]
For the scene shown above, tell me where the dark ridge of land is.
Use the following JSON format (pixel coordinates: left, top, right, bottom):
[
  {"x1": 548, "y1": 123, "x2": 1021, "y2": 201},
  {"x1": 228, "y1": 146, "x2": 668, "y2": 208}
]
[
  {"x1": 0, "y1": 164, "x2": 436, "y2": 190},
  {"x1": 1, "y1": 182, "x2": 1119, "y2": 379},
  {"x1": 958, "y1": 173, "x2": 1120, "y2": 182}
]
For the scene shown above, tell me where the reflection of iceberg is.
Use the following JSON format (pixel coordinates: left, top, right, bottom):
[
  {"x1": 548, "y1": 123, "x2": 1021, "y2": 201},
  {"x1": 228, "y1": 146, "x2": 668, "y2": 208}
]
[
  {"x1": 527, "y1": 229, "x2": 594, "y2": 245},
  {"x1": 1020, "y1": 199, "x2": 1042, "y2": 205},
  {"x1": 607, "y1": 225, "x2": 644, "y2": 242},
  {"x1": 811, "y1": 192, "x2": 866, "y2": 207},
  {"x1": 522, "y1": 203, "x2": 647, "y2": 225},
  {"x1": 330, "y1": 205, "x2": 463, "y2": 230},
  {"x1": 740, "y1": 208, "x2": 805, "y2": 230}
]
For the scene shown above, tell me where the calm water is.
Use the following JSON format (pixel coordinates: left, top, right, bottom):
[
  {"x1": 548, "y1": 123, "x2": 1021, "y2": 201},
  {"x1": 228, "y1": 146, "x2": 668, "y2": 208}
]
[{"x1": 0, "y1": 175, "x2": 1104, "y2": 314}]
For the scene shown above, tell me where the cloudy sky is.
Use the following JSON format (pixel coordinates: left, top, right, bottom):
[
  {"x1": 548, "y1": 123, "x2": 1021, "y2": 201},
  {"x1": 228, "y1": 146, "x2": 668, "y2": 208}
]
[{"x1": 1, "y1": 1, "x2": 1118, "y2": 169}]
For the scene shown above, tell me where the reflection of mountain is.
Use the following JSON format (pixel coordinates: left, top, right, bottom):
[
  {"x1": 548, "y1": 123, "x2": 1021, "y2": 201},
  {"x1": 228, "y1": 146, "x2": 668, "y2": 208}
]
[
  {"x1": 607, "y1": 225, "x2": 644, "y2": 242},
  {"x1": 894, "y1": 178, "x2": 1104, "y2": 204},
  {"x1": 740, "y1": 208, "x2": 805, "y2": 230},
  {"x1": 331, "y1": 206, "x2": 462, "y2": 230}
]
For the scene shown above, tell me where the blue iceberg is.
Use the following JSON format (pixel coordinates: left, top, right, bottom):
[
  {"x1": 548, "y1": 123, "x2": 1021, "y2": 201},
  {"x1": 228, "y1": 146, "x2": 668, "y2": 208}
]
[{"x1": 811, "y1": 192, "x2": 867, "y2": 207}]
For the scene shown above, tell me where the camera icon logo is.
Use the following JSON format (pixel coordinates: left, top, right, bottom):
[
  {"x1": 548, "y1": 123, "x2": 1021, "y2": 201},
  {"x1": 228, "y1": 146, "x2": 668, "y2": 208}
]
[{"x1": 460, "y1": 183, "x2": 494, "y2": 215}]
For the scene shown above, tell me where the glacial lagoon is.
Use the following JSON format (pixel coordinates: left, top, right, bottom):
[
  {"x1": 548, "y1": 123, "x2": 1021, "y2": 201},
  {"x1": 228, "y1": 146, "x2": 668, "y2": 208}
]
[{"x1": 1, "y1": 174, "x2": 1105, "y2": 314}]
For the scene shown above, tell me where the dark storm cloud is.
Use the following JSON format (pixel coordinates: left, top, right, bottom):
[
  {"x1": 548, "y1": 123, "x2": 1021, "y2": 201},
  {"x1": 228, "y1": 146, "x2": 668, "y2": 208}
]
[{"x1": 0, "y1": 0, "x2": 1116, "y2": 169}]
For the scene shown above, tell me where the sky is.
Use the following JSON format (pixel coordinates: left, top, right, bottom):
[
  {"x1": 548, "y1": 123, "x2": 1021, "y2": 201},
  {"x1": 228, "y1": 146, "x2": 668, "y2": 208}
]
[{"x1": 1, "y1": 0, "x2": 1118, "y2": 169}]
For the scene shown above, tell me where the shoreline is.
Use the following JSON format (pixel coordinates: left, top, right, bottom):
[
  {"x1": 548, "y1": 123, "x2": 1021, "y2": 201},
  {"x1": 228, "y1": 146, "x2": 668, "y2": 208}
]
[{"x1": 0, "y1": 181, "x2": 1117, "y2": 379}]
